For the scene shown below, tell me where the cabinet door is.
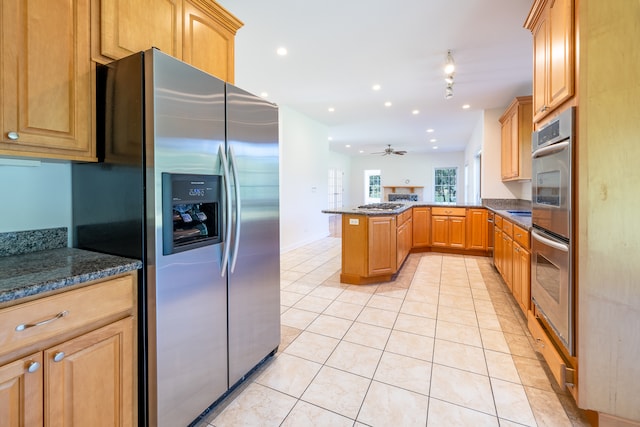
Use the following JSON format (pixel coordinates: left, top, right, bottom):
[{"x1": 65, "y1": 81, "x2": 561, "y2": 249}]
[
  {"x1": 494, "y1": 226, "x2": 503, "y2": 273},
  {"x1": 182, "y1": 0, "x2": 241, "y2": 82},
  {"x1": 547, "y1": 0, "x2": 574, "y2": 111},
  {"x1": 0, "y1": 353, "x2": 43, "y2": 427},
  {"x1": 45, "y1": 317, "x2": 134, "y2": 427},
  {"x1": 514, "y1": 244, "x2": 531, "y2": 314},
  {"x1": 512, "y1": 243, "x2": 523, "y2": 305},
  {"x1": 431, "y1": 216, "x2": 449, "y2": 247},
  {"x1": 368, "y1": 216, "x2": 396, "y2": 275},
  {"x1": 500, "y1": 114, "x2": 513, "y2": 180},
  {"x1": 412, "y1": 207, "x2": 430, "y2": 247},
  {"x1": 466, "y1": 209, "x2": 487, "y2": 250},
  {"x1": 449, "y1": 217, "x2": 466, "y2": 248},
  {"x1": 1, "y1": 0, "x2": 94, "y2": 161},
  {"x1": 531, "y1": 13, "x2": 548, "y2": 120},
  {"x1": 97, "y1": 0, "x2": 182, "y2": 62},
  {"x1": 502, "y1": 233, "x2": 513, "y2": 291}
]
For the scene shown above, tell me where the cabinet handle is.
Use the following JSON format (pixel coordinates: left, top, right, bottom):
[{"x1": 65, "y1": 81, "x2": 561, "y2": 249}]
[
  {"x1": 26, "y1": 361, "x2": 41, "y2": 373},
  {"x1": 53, "y1": 352, "x2": 65, "y2": 363},
  {"x1": 537, "y1": 105, "x2": 548, "y2": 114},
  {"x1": 7, "y1": 131, "x2": 19, "y2": 140},
  {"x1": 15, "y1": 310, "x2": 69, "y2": 331}
]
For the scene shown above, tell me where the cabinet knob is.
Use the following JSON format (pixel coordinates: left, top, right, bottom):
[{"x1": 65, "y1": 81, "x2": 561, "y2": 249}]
[
  {"x1": 53, "y1": 352, "x2": 65, "y2": 363},
  {"x1": 7, "y1": 131, "x2": 19, "y2": 140},
  {"x1": 26, "y1": 361, "x2": 41, "y2": 373}
]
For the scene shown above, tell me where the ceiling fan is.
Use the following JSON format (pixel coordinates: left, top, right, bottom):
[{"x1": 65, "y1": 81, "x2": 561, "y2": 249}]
[{"x1": 373, "y1": 144, "x2": 407, "y2": 156}]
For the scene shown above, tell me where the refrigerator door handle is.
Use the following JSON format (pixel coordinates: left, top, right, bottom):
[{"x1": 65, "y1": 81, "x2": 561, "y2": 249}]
[
  {"x1": 219, "y1": 144, "x2": 232, "y2": 276},
  {"x1": 228, "y1": 145, "x2": 242, "y2": 273}
]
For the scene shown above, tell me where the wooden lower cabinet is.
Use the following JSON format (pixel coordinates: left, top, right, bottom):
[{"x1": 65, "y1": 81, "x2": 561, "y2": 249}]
[
  {"x1": 368, "y1": 216, "x2": 397, "y2": 276},
  {"x1": 411, "y1": 207, "x2": 431, "y2": 248},
  {"x1": 396, "y1": 212, "x2": 412, "y2": 267},
  {"x1": 431, "y1": 207, "x2": 466, "y2": 249},
  {"x1": 0, "y1": 273, "x2": 137, "y2": 426},
  {"x1": 502, "y1": 231, "x2": 514, "y2": 291},
  {"x1": 513, "y1": 242, "x2": 531, "y2": 313},
  {"x1": 466, "y1": 209, "x2": 488, "y2": 250}
]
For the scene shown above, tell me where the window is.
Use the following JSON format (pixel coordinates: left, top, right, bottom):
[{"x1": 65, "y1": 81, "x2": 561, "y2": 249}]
[
  {"x1": 434, "y1": 167, "x2": 457, "y2": 203},
  {"x1": 364, "y1": 170, "x2": 381, "y2": 203}
]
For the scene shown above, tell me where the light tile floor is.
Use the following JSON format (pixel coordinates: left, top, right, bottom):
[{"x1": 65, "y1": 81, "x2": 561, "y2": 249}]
[{"x1": 196, "y1": 237, "x2": 591, "y2": 427}]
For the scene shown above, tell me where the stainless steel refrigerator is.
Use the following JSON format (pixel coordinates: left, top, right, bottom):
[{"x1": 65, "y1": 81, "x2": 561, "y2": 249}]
[{"x1": 72, "y1": 49, "x2": 280, "y2": 427}]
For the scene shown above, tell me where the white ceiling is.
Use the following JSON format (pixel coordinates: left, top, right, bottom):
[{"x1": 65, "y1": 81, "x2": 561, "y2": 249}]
[{"x1": 216, "y1": 0, "x2": 534, "y2": 156}]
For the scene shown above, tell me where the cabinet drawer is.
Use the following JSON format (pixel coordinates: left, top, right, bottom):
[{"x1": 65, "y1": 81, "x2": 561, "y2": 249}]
[
  {"x1": 0, "y1": 275, "x2": 134, "y2": 360},
  {"x1": 513, "y1": 225, "x2": 530, "y2": 249},
  {"x1": 431, "y1": 207, "x2": 466, "y2": 216},
  {"x1": 495, "y1": 215, "x2": 503, "y2": 229},
  {"x1": 527, "y1": 310, "x2": 568, "y2": 390},
  {"x1": 397, "y1": 209, "x2": 412, "y2": 226},
  {"x1": 502, "y1": 219, "x2": 513, "y2": 237}
]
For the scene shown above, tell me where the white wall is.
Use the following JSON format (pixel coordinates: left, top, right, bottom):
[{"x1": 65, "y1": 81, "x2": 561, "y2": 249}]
[
  {"x1": 347, "y1": 152, "x2": 465, "y2": 205},
  {"x1": 481, "y1": 108, "x2": 532, "y2": 201},
  {"x1": 279, "y1": 106, "x2": 331, "y2": 251},
  {"x1": 0, "y1": 159, "x2": 72, "y2": 244}
]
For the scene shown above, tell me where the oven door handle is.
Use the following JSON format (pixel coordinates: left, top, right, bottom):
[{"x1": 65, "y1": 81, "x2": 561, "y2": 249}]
[
  {"x1": 532, "y1": 140, "x2": 570, "y2": 159},
  {"x1": 531, "y1": 229, "x2": 569, "y2": 252}
]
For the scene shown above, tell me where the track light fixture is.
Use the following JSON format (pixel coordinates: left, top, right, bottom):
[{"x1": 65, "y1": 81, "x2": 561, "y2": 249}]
[{"x1": 444, "y1": 50, "x2": 455, "y2": 99}]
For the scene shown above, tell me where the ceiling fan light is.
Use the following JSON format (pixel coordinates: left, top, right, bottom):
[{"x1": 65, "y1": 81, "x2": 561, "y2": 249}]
[{"x1": 445, "y1": 87, "x2": 454, "y2": 99}]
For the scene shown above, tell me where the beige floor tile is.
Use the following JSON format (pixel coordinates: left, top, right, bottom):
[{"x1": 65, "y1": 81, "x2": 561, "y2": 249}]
[
  {"x1": 430, "y1": 364, "x2": 496, "y2": 416},
  {"x1": 280, "y1": 401, "x2": 354, "y2": 427},
  {"x1": 401, "y1": 299, "x2": 438, "y2": 319},
  {"x1": 283, "y1": 331, "x2": 339, "y2": 364},
  {"x1": 439, "y1": 284, "x2": 473, "y2": 297},
  {"x1": 491, "y1": 378, "x2": 537, "y2": 426},
  {"x1": 343, "y1": 321, "x2": 392, "y2": 350},
  {"x1": 374, "y1": 284, "x2": 408, "y2": 299},
  {"x1": 325, "y1": 340, "x2": 383, "y2": 378},
  {"x1": 427, "y1": 398, "x2": 499, "y2": 427},
  {"x1": 366, "y1": 294, "x2": 403, "y2": 312},
  {"x1": 358, "y1": 381, "x2": 429, "y2": 426},
  {"x1": 480, "y1": 328, "x2": 511, "y2": 353},
  {"x1": 373, "y1": 351, "x2": 432, "y2": 395},
  {"x1": 435, "y1": 319, "x2": 483, "y2": 347},
  {"x1": 278, "y1": 325, "x2": 301, "y2": 352},
  {"x1": 394, "y1": 313, "x2": 437, "y2": 337},
  {"x1": 385, "y1": 329, "x2": 434, "y2": 361},
  {"x1": 293, "y1": 294, "x2": 333, "y2": 313},
  {"x1": 484, "y1": 350, "x2": 521, "y2": 383},
  {"x1": 306, "y1": 314, "x2": 353, "y2": 339},
  {"x1": 211, "y1": 382, "x2": 296, "y2": 427},
  {"x1": 513, "y1": 355, "x2": 555, "y2": 391},
  {"x1": 471, "y1": 287, "x2": 492, "y2": 301},
  {"x1": 324, "y1": 300, "x2": 364, "y2": 320},
  {"x1": 433, "y1": 339, "x2": 488, "y2": 375},
  {"x1": 280, "y1": 290, "x2": 304, "y2": 307},
  {"x1": 255, "y1": 353, "x2": 322, "y2": 397},
  {"x1": 474, "y1": 298, "x2": 498, "y2": 315},
  {"x1": 356, "y1": 306, "x2": 398, "y2": 328},
  {"x1": 336, "y1": 288, "x2": 373, "y2": 305},
  {"x1": 525, "y1": 385, "x2": 573, "y2": 427},
  {"x1": 301, "y1": 366, "x2": 370, "y2": 419},
  {"x1": 437, "y1": 305, "x2": 479, "y2": 327},
  {"x1": 438, "y1": 293, "x2": 477, "y2": 311},
  {"x1": 280, "y1": 307, "x2": 318, "y2": 329},
  {"x1": 476, "y1": 311, "x2": 502, "y2": 331},
  {"x1": 405, "y1": 285, "x2": 439, "y2": 303},
  {"x1": 504, "y1": 332, "x2": 538, "y2": 358},
  {"x1": 308, "y1": 285, "x2": 344, "y2": 300}
]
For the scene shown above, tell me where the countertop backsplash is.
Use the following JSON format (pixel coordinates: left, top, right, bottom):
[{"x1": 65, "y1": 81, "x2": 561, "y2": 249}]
[{"x1": 0, "y1": 227, "x2": 68, "y2": 257}]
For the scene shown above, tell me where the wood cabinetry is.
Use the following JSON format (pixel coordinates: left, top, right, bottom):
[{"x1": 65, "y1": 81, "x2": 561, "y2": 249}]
[
  {"x1": 493, "y1": 215, "x2": 532, "y2": 314},
  {"x1": 93, "y1": 0, "x2": 242, "y2": 82},
  {"x1": 431, "y1": 207, "x2": 466, "y2": 249},
  {"x1": 396, "y1": 209, "x2": 413, "y2": 267},
  {"x1": 0, "y1": 273, "x2": 137, "y2": 426},
  {"x1": 499, "y1": 96, "x2": 533, "y2": 181},
  {"x1": 0, "y1": 0, "x2": 95, "y2": 161},
  {"x1": 466, "y1": 209, "x2": 488, "y2": 250},
  {"x1": 525, "y1": 0, "x2": 575, "y2": 123},
  {"x1": 412, "y1": 207, "x2": 431, "y2": 248}
]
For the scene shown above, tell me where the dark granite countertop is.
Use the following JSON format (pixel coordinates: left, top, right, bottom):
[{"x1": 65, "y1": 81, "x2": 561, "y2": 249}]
[{"x1": 0, "y1": 248, "x2": 142, "y2": 306}]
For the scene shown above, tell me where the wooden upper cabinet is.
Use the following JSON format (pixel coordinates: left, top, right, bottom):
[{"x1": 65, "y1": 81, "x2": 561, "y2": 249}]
[
  {"x1": 94, "y1": 0, "x2": 183, "y2": 62},
  {"x1": 93, "y1": 0, "x2": 242, "y2": 82},
  {"x1": 525, "y1": 0, "x2": 575, "y2": 123},
  {"x1": 1, "y1": 0, "x2": 95, "y2": 161},
  {"x1": 183, "y1": 0, "x2": 242, "y2": 83},
  {"x1": 499, "y1": 96, "x2": 533, "y2": 181}
]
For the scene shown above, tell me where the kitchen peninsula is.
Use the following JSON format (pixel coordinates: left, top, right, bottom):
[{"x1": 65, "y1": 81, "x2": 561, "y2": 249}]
[{"x1": 324, "y1": 203, "x2": 480, "y2": 284}]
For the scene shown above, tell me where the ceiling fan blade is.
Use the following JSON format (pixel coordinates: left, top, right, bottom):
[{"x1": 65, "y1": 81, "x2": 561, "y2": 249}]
[{"x1": 394, "y1": 151, "x2": 407, "y2": 155}]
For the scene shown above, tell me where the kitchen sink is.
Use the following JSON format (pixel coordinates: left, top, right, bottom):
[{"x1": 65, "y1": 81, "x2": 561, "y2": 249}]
[{"x1": 506, "y1": 210, "x2": 532, "y2": 217}]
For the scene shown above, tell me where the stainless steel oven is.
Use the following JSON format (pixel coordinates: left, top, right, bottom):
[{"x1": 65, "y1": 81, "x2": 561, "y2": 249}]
[{"x1": 531, "y1": 107, "x2": 574, "y2": 355}]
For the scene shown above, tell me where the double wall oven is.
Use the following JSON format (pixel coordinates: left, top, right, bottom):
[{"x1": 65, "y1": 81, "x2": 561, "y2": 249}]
[{"x1": 531, "y1": 107, "x2": 574, "y2": 356}]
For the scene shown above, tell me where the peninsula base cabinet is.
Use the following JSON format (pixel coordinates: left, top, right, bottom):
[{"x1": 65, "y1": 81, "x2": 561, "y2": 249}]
[
  {"x1": 494, "y1": 215, "x2": 531, "y2": 315},
  {"x1": 0, "y1": 273, "x2": 137, "y2": 426},
  {"x1": 431, "y1": 207, "x2": 466, "y2": 249}
]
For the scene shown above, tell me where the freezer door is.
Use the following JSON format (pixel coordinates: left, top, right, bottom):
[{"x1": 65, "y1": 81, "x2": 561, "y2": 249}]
[
  {"x1": 146, "y1": 50, "x2": 228, "y2": 427},
  {"x1": 226, "y1": 84, "x2": 281, "y2": 386}
]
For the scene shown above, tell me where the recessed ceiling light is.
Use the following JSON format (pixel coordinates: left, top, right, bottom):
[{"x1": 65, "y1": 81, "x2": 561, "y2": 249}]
[
  {"x1": 462, "y1": 104, "x2": 471, "y2": 109},
  {"x1": 432, "y1": 146, "x2": 439, "y2": 150},
  {"x1": 260, "y1": 92, "x2": 269, "y2": 98},
  {"x1": 372, "y1": 84, "x2": 381, "y2": 91},
  {"x1": 328, "y1": 136, "x2": 333, "y2": 141},
  {"x1": 328, "y1": 107, "x2": 335, "y2": 112},
  {"x1": 359, "y1": 150, "x2": 364, "y2": 154},
  {"x1": 384, "y1": 101, "x2": 392, "y2": 107},
  {"x1": 426, "y1": 129, "x2": 434, "y2": 133},
  {"x1": 430, "y1": 139, "x2": 437, "y2": 143},
  {"x1": 412, "y1": 110, "x2": 420, "y2": 115},
  {"x1": 345, "y1": 144, "x2": 351, "y2": 148},
  {"x1": 276, "y1": 47, "x2": 288, "y2": 56}
]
